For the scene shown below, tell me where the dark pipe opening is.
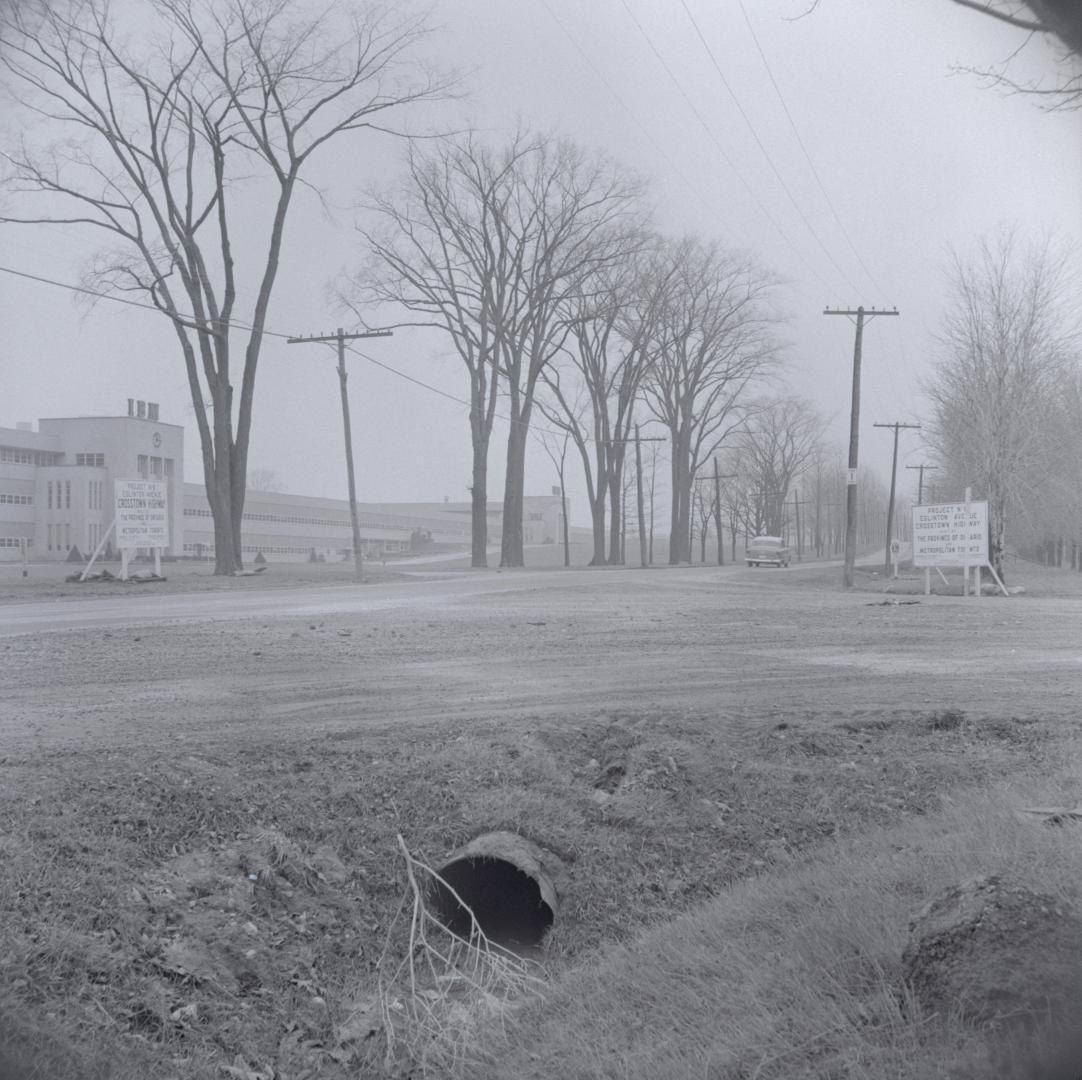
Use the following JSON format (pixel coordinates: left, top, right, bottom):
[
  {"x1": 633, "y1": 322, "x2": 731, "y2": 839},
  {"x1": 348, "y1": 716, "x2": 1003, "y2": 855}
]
[{"x1": 431, "y1": 855, "x2": 554, "y2": 954}]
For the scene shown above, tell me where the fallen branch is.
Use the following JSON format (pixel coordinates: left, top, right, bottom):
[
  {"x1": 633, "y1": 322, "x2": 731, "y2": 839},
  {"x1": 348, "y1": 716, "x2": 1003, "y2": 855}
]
[{"x1": 376, "y1": 834, "x2": 545, "y2": 1075}]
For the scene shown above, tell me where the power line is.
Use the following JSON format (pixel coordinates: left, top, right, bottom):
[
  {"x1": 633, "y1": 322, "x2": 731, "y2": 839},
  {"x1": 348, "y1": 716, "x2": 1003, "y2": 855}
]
[
  {"x1": 735, "y1": 0, "x2": 889, "y2": 300},
  {"x1": 678, "y1": 0, "x2": 861, "y2": 296},
  {"x1": 614, "y1": 0, "x2": 832, "y2": 294},
  {"x1": 0, "y1": 262, "x2": 592, "y2": 441},
  {"x1": 537, "y1": 0, "x2": 732, "y2": 239}
]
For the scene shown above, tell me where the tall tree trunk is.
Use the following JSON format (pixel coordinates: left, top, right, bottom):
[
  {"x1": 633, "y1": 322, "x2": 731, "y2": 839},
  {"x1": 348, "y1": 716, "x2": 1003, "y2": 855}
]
[
  {"x1": 500, "y1": 423, "x2": 528, "y2": 567},
  {"x1": 470, "y1": 427, "x2": 489, "y2": 568},
  {"x1": 589, "y1": 492, "x2": 608, "y2": 565},
  {"x1": 668, "y1": 454, "x2": 681, "y2": 564},
  {"x1": 211, "y1": 380, "x2": 240, "y2": 575}
]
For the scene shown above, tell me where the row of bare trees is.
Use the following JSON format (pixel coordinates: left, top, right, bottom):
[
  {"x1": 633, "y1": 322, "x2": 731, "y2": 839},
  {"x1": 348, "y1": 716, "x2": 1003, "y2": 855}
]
[
  {"x1": 923, "y1": 229, "x2": 1079, "y2": 579},
  {"x1": 349, "y1": 131, "x2": 793, "y2": 566},
  {"x1": 0, "y1": 1, "x2": 821, "y2": 572}
]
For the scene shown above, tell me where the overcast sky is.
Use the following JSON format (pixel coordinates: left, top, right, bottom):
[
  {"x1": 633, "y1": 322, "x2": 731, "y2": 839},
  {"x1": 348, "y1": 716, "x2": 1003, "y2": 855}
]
[{"x1": 2, "y1": 0, "x2": 1080, "y2": 520}]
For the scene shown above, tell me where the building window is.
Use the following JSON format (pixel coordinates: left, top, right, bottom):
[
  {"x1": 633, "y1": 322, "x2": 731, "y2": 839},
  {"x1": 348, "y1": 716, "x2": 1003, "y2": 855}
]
[
  {"x1": 65, "y1": 523, "x2": 71, "y2": 551},
  {"x1": 137, "y1": 455, "x2": 148, "y2": 478},
  {"x1": 47, "y1": 524, "x2": 53, "y2": 551},
  {"x1": 47, "y1": 481, "x2": 52, "y2": 510},
  {"x1": 65, "y1": 481, "x2": 71, "y2": 509}
]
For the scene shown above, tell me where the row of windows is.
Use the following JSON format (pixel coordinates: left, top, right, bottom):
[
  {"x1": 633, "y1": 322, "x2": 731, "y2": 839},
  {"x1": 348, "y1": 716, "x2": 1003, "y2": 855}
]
[
  {"x1": 0, "y1": 537, "x2": 33, "y2": 548},
  {"x1": 1, "y1": 447, "x2": 62, "y2": 466},
  {"x1": 47, "y1": 480, "x2": 72, "y2": 510},
  {"x1": 183, "y1": 506, "x2": 464, "y2": 537},
  {"x1": 47, "y1": 523, "x2": 72, "y2": 552},
  {"x1": 136, "y1": 455, "x2": 173, "y2": 480},
  {"x1": 184, "y1": 507, "x2": 348, "y2": 529},
  {"x1": 75, "y1": 453, "x2": 105, "y2": 467},
  {"x1": 183, "y1": 540, "x2": 411, "y2": 555},
  {"x1": 0, "y1": 494, "x2": 33, "y2": 505},
  {"x1": 88, "y1": 479, "x2": 105, "y2": 511}
]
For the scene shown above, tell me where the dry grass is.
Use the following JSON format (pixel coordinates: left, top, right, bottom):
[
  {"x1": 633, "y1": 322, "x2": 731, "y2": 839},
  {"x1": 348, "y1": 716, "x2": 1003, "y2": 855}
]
[
  {"x1": 0, "y1": 702, "x2": 1061, "y2": 1078},
  {"x1": 460, "y1": 750, "x2": 1082, "y2": 1080},
  {"x1": 376, "y1": 836, "x2": 546, "y2": 1076},
  {"x1": 0, "y1": 558, "x2": 410, "y2": 603}
]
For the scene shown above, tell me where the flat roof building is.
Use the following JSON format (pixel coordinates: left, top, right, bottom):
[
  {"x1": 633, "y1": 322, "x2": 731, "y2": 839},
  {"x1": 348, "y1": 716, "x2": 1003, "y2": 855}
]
[{"x1": 1, "y1": 402, "x2": 562, "y2": 562}]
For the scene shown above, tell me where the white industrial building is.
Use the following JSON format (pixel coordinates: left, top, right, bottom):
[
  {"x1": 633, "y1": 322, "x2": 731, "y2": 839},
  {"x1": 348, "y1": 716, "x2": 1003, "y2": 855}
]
[{"x1": 1, "y1": 401, "x2": 562, "y2": 562}]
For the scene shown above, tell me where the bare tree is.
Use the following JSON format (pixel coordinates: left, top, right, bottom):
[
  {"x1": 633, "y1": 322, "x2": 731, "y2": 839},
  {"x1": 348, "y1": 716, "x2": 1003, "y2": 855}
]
[
  {"x1": 733, "y1": 396, "x2": 825, "y2": 535},
  {"x1": 488, "y1": 138, "x2": 643, "y2": 567},
  {"x1": 352, "y1": 130, "x2": 641, "y2": 567},
  {"x1": 536, "y1": 427, "x2": 572, "y2": 567},
  {"x1": 950, "y1": 1, "x2": 1082, "y2": 106},
  {"x1": 349, "y1": 133, "x2": 535, "y2": 567},
  {"x1": 646, "y1": 438, "x2": 664, "y2": 564},
  {"x1": 1, "y1": 0, "x2": 445, "y2": 573},
  {"x1": 801, "y1": 1, "x2": 1082, "y2": 104},
  {"x1": 692, "y1": 476, "x2": 716, "y2": 563},
  {"x1": 642, "y1": 239, "x2": 782, "y2": 564},
  {"x1": 246, "y1": 467, "x2": 284, "y2": 493},
  {"x1": 538, "y1": 240, "x2": 671, "y2": 565},
  {"x1": 924, "y1": 229, "x2": 1076, "y2": 578}
]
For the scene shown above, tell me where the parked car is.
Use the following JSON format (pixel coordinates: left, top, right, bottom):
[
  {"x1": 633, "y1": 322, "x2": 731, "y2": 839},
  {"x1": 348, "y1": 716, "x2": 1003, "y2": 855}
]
[{"x1": 746, "y1": 535, "x2": 790, "y2": 567}]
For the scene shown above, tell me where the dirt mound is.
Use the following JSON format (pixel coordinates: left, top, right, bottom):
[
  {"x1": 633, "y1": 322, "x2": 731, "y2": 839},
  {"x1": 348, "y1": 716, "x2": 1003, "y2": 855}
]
[{"x1": 902, "y1": 875, "x2": 1082, "y2": 1030}]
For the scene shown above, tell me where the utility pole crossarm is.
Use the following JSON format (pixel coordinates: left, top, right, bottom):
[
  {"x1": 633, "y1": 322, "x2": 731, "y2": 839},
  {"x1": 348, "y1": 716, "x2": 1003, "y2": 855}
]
[
  {"x1": 286, "y1": 326, "x2": 395, "y2": 584},
  {"x1": 285, "y1": 329, "x2": 393, "y2": 344},
  {"x1": 906, "y1": 463, "x2": 938, "y2": 505},
  {"x1": 823, "y1": 307, "x2": 900, "y2": 318}
]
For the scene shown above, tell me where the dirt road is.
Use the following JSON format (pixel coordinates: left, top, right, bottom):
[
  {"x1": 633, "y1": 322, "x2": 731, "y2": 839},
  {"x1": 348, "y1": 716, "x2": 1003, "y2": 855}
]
[
  {"x1": 2, "y1": 563, "x2": 1078, "y2": 752},
  {"x1": 4, "y1": 560, "x2": 1081, "y2": 1080}
]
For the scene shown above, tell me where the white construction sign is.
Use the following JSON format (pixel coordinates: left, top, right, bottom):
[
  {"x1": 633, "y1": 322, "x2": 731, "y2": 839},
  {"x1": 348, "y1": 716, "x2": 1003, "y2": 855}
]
[
  {"x1": 911, "y1": 501, "x2": 988, "y2": 568},
  {"x1": 115, "y1": 479, "x2": 170, "y2": 549}
]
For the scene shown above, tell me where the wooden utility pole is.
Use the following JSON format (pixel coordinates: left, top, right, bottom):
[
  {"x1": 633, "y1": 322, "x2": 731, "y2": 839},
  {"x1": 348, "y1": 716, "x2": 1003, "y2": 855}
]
[
  {"x1": 635, "y1": 427, "x2": 648, "y2": 568},
  {"x1": 792, "y1": 491, "x2": 803, "y2": 561},
  {"x1": 560, "y1": 483, "x2": 570, "y2": 568},
  {"x1": 824, "y1": 306, "x2": 900, "y2": 587},
  {"x1": 874, "y1": 421, "x2": 921, "y2": 577},
  {"x1": 627, "y1": 429, "x2": 665, "y2": 567},
  {"x1": 712, "y1": 458, "x2": 737, "y2": 565},
  {"x1": 905, "y1": 463, "x2": 938, "y2": 505},
  {"x1": 286, "y1": 327, "x2": 392, "y2": 582}
]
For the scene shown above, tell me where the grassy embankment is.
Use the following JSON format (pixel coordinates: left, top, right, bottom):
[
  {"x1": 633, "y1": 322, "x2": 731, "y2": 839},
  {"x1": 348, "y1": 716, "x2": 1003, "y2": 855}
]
[{"x1": 0, "y1": 700, "x2": 1072, "y2": 1079}]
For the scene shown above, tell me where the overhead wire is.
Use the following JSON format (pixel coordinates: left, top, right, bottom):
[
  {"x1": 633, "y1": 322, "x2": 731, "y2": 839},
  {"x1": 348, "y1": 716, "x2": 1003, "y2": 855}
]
[
  {"x1": 0, "y1": 262, "x2": 624, "y2": 444},
  {"x1": 735, "y1": 0, "x2": 891, "y2": 302},
  {"x1": 537, "y1": 0, "x2": 739, "y2": 244},
  {"x1": 677, "y1": 0, "x2": 862, "y2": 297},
  {"x1": 613, "y1": 0, "x2": 834, "y2": 296}
]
